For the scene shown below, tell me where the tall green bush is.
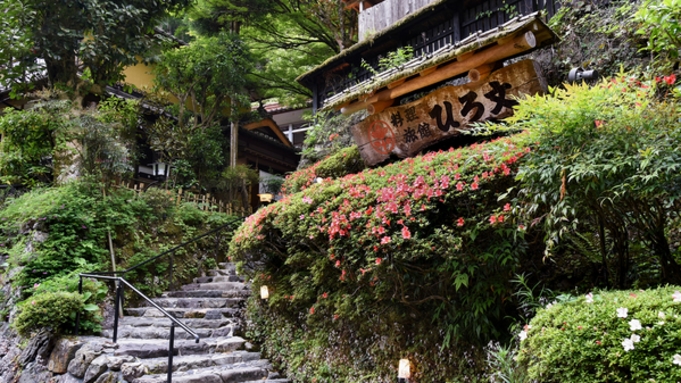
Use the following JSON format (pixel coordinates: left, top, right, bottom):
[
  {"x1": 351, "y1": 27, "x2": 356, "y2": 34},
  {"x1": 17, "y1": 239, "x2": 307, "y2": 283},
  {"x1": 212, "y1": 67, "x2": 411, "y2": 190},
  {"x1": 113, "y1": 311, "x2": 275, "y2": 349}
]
[{"x1": 509, "y1": 76, "x2": 681, "y2": 287}]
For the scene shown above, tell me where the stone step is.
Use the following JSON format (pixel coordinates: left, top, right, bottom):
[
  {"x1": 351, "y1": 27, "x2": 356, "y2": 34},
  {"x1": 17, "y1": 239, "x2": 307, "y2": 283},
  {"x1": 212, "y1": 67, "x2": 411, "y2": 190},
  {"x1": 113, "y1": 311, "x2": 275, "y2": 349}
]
[
  {"x1": 114, "y1": 337, "x2": 247, "y2": 359},
  {"x1": 149, "y1": 297, "x2": 243, "y2": 309},
  {"x1": 125, "y1": 307, "x2": 239, "y2": 319},
  {"x1": 207, "y1": 269, "x2": 230, "y2": 277},
  {"x1": 103, "y1": 324, "x2": 236, "y2": 340},
  {"x1": 139, "y1": 351, "x2": 262, "y2": 374},
  {"x1": 119, "y1": 316, "x2": 235, "y2": 329},
  {"x1": 193, "y1": 275, "x2": 242, "y2": 284},
  {"x1": 180, "y1": 282, "x2": 247, "y2": 292},
  {"x1": 132, "y1": 363, "x2": 269, "y2": 383},
  {"x1": 162, "y1": 290, "x2": 250, "y2": 299}
]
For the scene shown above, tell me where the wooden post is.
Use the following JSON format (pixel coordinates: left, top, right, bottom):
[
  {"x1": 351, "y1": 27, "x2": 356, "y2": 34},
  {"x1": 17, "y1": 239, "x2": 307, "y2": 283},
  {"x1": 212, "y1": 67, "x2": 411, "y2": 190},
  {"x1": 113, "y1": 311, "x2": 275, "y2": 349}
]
[{"x1": 177, "y1": 188, "x2": 183, "y2": 207}]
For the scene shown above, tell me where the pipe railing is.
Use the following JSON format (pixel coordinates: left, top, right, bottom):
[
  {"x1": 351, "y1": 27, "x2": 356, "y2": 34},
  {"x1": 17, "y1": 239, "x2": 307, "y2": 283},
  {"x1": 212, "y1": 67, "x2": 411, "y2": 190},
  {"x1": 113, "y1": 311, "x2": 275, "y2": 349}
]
[
  {"x1": 76, "y1": 217, "x2": 244, "y2": 383},
  {"x1": 77, "y1": 274, "x2": 197, "y2": 383}
]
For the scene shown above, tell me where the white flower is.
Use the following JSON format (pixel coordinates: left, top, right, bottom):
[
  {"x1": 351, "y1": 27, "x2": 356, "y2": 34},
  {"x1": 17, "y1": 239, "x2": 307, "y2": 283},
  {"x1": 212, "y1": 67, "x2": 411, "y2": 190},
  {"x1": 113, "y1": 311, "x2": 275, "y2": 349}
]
[
  {"x1": 673, "y1": 354, "x2": 681, "y2": 366},
  {"x1": 630, "y1": 334, "x2": 641, "y2": 343},
  {"x1": 659, "y1": 311, "x2": 666, "y2": 319},
  {"x1": 585, "y1": 293, "x2": 594, "y2": 303},
  {"x1": 518, "y1": 330, "x2": 528, "y2": 341},
  {"x1": 658, "y1": 321, "x2": 666, "y2": 326},
  {"x1": 617, "y1": 307, "x2": 628, "y2": 318},
  {"x1": 622, "y1": 338, "x2": 635, "y2": 352},
  {"x1": 629, "y1": 319, "x2": 642, "y2": 331},
  {"x1": 546, "y1": 303, "x2": 553, "y2": 309},
  {"x1": 673, "y1": 291, "x2": 681, "y2": 302}
]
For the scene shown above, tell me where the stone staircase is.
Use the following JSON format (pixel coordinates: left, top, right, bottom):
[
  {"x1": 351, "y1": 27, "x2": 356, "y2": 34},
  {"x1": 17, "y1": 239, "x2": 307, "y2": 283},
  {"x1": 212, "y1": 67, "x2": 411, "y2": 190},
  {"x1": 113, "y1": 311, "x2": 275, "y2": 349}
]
[{"x1": 89, "y1": 262, "x2": 288, "y2": 383}]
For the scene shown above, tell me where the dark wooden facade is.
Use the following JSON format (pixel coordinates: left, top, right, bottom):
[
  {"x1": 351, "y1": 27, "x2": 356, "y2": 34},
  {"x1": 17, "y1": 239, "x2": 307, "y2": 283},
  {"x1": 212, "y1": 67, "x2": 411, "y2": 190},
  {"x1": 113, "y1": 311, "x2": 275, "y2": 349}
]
[{"x1": 299, "y1": 0, "x2": 560, "y2": 112}]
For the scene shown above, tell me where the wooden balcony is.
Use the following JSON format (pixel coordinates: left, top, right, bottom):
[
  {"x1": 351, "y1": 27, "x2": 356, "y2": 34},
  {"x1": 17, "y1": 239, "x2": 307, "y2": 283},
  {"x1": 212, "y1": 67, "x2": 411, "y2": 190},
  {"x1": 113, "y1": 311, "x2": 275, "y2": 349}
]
[{"x1": 358, "y1": 0, "x2": 438, "y2": 41}]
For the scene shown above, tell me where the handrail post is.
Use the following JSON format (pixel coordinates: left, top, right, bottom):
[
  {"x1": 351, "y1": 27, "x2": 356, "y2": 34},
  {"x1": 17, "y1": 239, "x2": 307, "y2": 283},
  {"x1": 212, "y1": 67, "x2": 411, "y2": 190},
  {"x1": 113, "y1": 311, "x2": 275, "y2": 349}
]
[
  {"x1": 75, "y1": 276, "x2": 83, "y2": 335},
  {"x1": 113, "y1": 281, "x2": 122, "y2": 343},
  {"x1": 168, "y1": 323, "x2": 175, "y2": 383}
]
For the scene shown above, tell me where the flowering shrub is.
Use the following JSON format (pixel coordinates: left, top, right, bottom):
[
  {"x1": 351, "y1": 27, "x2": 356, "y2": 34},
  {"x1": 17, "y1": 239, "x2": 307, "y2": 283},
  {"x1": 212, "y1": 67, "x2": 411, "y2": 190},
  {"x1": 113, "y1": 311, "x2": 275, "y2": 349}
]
[
  {"x1": 231, "y1": 133, "x2": 534, "y2": 382},
  {"x1": 517, "y1": 287, "x2": 681, "y2": 382}
]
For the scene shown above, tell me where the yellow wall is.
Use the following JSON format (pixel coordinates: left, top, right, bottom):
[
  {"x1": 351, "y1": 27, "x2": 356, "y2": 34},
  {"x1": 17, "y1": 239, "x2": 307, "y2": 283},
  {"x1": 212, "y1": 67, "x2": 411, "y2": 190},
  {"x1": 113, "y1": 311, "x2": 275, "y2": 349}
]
[{"x1": 122, "y1": 62, "x2": 157, "y2": 92}]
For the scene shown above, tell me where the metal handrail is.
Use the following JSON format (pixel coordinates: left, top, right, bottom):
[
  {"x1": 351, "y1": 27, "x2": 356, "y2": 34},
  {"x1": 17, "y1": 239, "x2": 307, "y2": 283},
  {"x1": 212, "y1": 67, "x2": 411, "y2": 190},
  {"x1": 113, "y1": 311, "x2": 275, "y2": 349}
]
[
  {"x1": 76, "y1": 216, "x2": 245, "y2": 383},
  {"x1": 85, "y1": 217, "x2": 244, "y2": 277}
]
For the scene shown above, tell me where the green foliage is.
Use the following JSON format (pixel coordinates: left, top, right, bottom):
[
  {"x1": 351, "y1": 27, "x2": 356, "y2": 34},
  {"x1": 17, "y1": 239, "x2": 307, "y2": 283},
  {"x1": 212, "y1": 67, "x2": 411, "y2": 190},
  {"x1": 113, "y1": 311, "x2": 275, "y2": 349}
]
[
  {"x1": 0, "y1": 95, "x2": 141, "y2": 188},
  {"x1": 362, "y1": 46, "x2": 415, "y2": 75},
  {"x1": 487, "y1": 342, "x2": 528, "y2": 383},
  {"x1": 231, "y1": 134, "x2": 534, "y2": 382},
  {"x1": 0, "y1": 0, "x2": 191, "y2": 90},
  {"x1": 282, "y1": 146, "x2": 365, "y2": 195},
  {"x1": 635, "y1": 0, "x2": 681, "y2": 59},
  {"x1": 542, "y1": 0, "x2": 648, "y2": 85},
  {"x1": 0, "y1": 180, "x2": 240, "y2": 318},
  {"x1": 517, "y1": 287, "x2": 681, "y2": 382},
  {"x1": 299, "y1": 110, "x2": 365, "y2": 167},
  {"x1": 153, "y1": 33, "x2": 252, "y2": 131},
  {"x1": 0, "y1": 99, "x2": 71, "y2": 186},
  {"x1": 13, "y1": 291, "x2": 85, "y2": 336},
  {"x1": 510, "y1": 76, "x2": 681, "y2": 286}
]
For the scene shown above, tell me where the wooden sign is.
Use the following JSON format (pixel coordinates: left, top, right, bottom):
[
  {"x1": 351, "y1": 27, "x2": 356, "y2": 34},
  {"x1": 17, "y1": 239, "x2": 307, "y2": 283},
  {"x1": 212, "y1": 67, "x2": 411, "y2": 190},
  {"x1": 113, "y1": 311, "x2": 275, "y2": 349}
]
[{"x1": 351, "y1": 59, "x2": 547, "y2": 166}]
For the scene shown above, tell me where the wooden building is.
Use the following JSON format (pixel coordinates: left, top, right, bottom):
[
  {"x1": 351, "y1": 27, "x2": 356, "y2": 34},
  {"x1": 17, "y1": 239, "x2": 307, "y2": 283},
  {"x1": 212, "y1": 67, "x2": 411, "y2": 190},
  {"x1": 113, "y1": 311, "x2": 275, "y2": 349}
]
[{"x1": 298, "y1": 0, "x2": 560, "y2": 114}]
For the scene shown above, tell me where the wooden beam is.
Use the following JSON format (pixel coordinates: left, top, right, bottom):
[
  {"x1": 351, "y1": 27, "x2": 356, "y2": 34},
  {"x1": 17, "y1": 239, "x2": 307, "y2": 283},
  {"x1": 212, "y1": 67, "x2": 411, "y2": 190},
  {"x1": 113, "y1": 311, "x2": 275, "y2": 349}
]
[
  {"x1": 364, "y1": 31, "x2": 536, "y2": 105},
  {"x1": 367, "y1": 99, "x2": 395, "y2": 115},
  {"x1": 387, "y1": 78, "x2": 406, "y2": 89},
  {"x1": 340, "y1": 101, "x2": 369, "y2": 115},
  {"x1": 419, "y1": 67, "x2": 438, "y2": 77},
  {"x1": 468, "y1": 64, "x2": 494, "y2": 83}
]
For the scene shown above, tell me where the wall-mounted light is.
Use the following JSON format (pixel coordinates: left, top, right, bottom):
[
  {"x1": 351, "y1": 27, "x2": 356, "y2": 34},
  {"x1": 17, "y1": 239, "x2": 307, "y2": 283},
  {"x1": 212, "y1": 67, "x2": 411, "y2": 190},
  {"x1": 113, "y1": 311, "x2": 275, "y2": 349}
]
[
  {"x1": 568, "y1": 67, "x2": 599, "y2": 83},
  {"x1": 398, "y1": 358, "x2": 411, "y2": 383},
  {"x1": 260, "y1": 285, "x2": 270, "y2": 300}
]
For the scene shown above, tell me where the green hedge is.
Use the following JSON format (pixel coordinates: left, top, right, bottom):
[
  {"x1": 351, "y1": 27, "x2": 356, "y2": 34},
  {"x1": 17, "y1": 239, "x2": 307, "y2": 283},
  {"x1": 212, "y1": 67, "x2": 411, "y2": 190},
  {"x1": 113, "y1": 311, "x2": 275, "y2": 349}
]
[
  {"x1": 231, "y1": 133, "x2": 534, "y2": 382},
  {"x1": 518, "y1": 287, "x2": 681, "y2": 382}
]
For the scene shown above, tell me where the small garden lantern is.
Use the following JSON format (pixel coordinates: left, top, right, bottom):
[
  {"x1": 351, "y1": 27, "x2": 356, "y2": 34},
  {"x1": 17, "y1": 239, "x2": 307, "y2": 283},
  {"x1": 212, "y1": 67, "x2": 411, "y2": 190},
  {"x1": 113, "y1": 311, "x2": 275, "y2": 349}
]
[
  {"x1": 398, "y1": 358, "x2": 411, "y2": 383},
  {"x1": 152, "y1": 162, "x2": 169, "y2": 177},
  {"x1": 260, "y1": 285, "x2": 270, "y2": 300}
]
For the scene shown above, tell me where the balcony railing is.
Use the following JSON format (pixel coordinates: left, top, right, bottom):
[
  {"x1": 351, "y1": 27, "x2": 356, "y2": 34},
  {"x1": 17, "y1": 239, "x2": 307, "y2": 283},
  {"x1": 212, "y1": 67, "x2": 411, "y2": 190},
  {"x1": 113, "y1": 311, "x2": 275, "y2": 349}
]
[{"x1": 358, "y1": 0, "x2": 437, "y2": 42}]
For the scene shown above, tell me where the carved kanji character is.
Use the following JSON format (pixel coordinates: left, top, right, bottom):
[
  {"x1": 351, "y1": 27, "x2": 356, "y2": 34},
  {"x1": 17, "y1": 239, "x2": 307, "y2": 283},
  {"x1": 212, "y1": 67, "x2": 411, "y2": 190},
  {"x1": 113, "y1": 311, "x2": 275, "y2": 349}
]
[
  {"x1": 458, "y1": 91, "x2": 484, "y2": 122},
  {"x1": 391, "y1": 111, "x2": 404, "y2": 128},
  {"x1": 404, "y1": 127, "x2": 419, "y2": 143},
  {"x1": 404, "y1": 106, "x2": 418, "y2": 122},
  {"x1": 484, "y1": 81, "x2": 518, "y2": 115},
  {"x1": 417, "y1": 122, "x2": 432, "y2": 139},
  {"x1": 428, "y1": 101, "x2": 460, "y2": 132}
]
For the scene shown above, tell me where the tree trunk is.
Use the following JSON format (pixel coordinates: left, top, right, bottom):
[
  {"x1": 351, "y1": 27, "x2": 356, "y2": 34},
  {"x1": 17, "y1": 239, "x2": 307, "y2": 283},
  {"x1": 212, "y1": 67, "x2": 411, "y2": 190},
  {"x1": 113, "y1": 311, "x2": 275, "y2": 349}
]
[{"x1": 44, "y1": 52, "x2": 78, "y2": 87}]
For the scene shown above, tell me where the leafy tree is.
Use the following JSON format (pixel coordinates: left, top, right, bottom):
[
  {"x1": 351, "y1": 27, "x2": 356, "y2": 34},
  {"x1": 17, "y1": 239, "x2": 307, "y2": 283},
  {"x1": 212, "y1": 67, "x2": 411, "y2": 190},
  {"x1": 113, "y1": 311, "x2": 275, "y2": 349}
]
[
  {"x1": 149, "y1": 32, "x2": 251, "y2": 187},
  {"x1": 186, "y1": 0, "x2": 355, "y2": 105},
  {"x1": 510, "y1": 76, "x2": 681, "y2": 286},
  {"x1": 0, "y1": 0, "x2": 191, "y2": 91},
  {"x1": 153, "y1": 33, "x2": 251, "y2": 132},
  {"x1": 635, "y1": 0, "x2": 681, "y2": 59}
]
